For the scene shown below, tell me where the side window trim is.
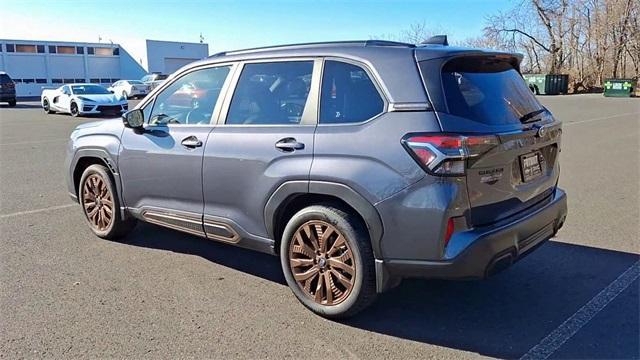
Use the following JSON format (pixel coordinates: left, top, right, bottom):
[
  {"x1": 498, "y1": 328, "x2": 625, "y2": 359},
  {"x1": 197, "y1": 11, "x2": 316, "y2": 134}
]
[
  {"x1": 216, "y1": 58, "x2": 321, "y2": 126},
  {"x1": 318, "y1": 57, "x2": 388, "y2": 126},
  {"x1": 142, "y1": 62, "x2": 238, "y2": 127}
]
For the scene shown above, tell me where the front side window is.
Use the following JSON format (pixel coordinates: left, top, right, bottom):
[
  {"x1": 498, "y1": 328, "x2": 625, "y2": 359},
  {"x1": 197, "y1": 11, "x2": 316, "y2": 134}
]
[
  {"x1": 226, "y1": 61, "x2": 313, "y2": 125},
  {"x1": 149, "y1": 66, "x2": 231, "y2": 125},
  {"x1": 320, "y1": 60, "x2": 384, "y2": 124}
]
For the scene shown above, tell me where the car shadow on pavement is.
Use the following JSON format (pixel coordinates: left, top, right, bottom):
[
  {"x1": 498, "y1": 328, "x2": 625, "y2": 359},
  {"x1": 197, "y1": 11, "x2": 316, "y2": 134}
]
[
  {"x1": 121, "y1": 224, "x2": 639, "y2": 359},
  {"x1": 0, "y1": 103, "x2": 42, "y2": 109}
]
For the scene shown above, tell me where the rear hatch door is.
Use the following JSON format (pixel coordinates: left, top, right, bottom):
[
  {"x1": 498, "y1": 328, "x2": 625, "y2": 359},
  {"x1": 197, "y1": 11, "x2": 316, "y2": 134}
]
[{"x1": 419, "y1": 54, "x2": 562, "y2": 226}]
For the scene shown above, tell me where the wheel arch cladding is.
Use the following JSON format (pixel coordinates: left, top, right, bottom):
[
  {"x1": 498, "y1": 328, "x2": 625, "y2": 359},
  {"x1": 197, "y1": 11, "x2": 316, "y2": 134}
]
[
  {"x1": 71, "y1": 149, "x2": 127, "y2": 219},
  {"x1": 265, "y1": 181, "x2": 384, "y2": 258}
]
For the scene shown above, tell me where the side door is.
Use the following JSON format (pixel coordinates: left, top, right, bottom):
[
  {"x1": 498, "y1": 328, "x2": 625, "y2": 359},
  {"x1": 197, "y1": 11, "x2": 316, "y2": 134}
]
[
  {"x1": 118, "y1": 64, "x2": 235, "y2": 235},
  {"x1": 54, "y1": 85, "x2": 72, "y2": 112},
  {"x1": 202, "y1": 59, "x2": 320, "y2": 242}
]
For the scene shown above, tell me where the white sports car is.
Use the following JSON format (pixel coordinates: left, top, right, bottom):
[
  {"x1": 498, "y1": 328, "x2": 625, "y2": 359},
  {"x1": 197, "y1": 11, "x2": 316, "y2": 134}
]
[
  {"x1": 107, "y1": 80, "x2": 151, "y2": 100},
  {"x1": 41, "y1": 84, "x2": 128, "y2": 117}
]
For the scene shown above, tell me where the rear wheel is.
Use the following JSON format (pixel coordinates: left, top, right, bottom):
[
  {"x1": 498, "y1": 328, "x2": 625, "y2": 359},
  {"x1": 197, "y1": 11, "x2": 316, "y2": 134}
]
[
  {"x1": 8, "y1": 99, "x2": 16, "y2": 107},
  {"x1": 79, "y1": 164, "x2": 136, "y2": 239},
  {"x1": 42, "y1": 98, "x2": 52, "y2": 114},
  {"x1": 70, "y1": 102, "x2": 79, "y2": 117},
  {"x1": 280, "y1": 205, "x2": 377, "y2": 319}
]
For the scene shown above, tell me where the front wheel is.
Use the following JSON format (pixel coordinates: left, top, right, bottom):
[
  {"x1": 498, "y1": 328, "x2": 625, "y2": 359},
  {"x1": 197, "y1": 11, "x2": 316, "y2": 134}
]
[
  {"x1": 42, "y1": 98, "x2": 52, "y2": 114},
  {"x1": 79, "y1": 164, "x2": 136, "y2": 239},
  {"x1": 70, "y1": 102, "x2": 80, "y2": 117},
  {"x1": 280, "y1": 205, "x2": 377, "y2": 319}
]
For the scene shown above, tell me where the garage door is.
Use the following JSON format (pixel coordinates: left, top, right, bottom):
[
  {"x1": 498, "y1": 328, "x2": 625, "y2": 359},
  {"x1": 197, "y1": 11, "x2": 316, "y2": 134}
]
[{"x1": 164, "y1": 58, "x2": 200, "y2": 74}]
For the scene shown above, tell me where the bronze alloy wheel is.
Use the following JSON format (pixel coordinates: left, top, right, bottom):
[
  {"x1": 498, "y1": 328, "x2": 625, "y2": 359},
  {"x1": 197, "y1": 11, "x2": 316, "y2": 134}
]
[
  {"x1": 288, "y1": 220, "x2": 356, "y2": 306},
  {"x1": 82, "y1": 174, "x2": 114, "y2": 231}
]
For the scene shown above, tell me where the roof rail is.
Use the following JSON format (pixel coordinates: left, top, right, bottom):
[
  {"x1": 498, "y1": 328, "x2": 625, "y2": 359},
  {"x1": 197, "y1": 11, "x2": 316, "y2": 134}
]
[{"x1": 208, "y1": 40, "x2": 416, "y2": 58}]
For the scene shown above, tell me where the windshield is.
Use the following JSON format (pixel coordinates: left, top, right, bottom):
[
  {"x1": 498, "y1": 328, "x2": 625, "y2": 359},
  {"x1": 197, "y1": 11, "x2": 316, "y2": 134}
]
[
  {"x1": 436, "y1": 57, "x2": 543, "y2": 126},
  {"x1": 71, "y1": 85, "x2": 111, "y2": 95}
]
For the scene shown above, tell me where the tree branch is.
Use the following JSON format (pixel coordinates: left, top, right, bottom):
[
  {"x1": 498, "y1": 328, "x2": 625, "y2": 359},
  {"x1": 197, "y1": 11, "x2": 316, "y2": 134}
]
[{"x1": 498, "y1": 28, "x2": 552, "y2": 52}]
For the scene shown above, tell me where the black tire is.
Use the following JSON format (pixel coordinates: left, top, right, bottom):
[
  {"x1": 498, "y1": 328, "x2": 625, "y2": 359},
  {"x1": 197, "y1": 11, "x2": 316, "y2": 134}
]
[
  {"x1": 70, "y1": 102, "x2": 80, "y2": 117},
  {"x1": 280, "y1": 204, "x2": 377, "y2": 319},
  {"x1": 8, "y1": 99, "x2": 16, "y2": 107},
  {"x1": 42, "y1": 98, "x2": 52, "y2": 114},
  {"x1": 79, "y1": 164, "x2": 136, "y2": 240}
]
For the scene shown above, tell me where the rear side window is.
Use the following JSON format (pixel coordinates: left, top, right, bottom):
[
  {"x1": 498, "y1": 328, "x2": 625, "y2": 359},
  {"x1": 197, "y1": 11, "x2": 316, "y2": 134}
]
[
  {"x1": 0, "y1": 74, "x2": 12, "y2": 84},
  {"x1": 436, "y1": 57, "x2": 543, "y2": 126},
  {"x1": 226, "y1": 61, "x2": 313, "y2": 125},
  {"x1": 320, "y1": 60, "x2": 383, "y2": 124}
]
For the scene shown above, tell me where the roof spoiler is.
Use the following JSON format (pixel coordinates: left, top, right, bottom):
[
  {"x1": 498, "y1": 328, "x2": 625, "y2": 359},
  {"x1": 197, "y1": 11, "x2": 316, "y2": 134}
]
[{"x1": 421, "y1": 35, "x2": 448, "y2": 46}]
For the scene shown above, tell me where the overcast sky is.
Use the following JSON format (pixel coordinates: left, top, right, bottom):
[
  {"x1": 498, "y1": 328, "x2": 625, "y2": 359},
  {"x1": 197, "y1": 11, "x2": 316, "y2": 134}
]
[{"x1": 1, "y1": 0, "x2": 510, "y2": 70}]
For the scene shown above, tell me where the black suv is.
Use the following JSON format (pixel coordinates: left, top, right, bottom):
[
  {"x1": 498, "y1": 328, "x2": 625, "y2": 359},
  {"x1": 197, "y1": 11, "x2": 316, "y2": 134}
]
[{"x1": 0, "y1": 72, "x2": 16, "y2": 107}]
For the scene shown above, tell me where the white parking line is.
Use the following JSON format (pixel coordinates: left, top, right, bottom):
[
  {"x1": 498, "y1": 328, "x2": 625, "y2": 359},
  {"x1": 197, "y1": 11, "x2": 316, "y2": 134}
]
[
  {"x1": 0, "y1": 203, "x2": 77, "y2": 219},
  {"x1": 564, "y1": 112, "x2": 640, "y2": 126},
  {"x1": 520, "y1": 260, "x2": 640, "y2": 360}
]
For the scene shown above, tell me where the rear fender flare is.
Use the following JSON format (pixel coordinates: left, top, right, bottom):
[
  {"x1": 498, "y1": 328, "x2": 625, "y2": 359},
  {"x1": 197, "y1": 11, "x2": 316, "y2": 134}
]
[{"x1": 264, "y1": 180, "x2": 384, "y2": 258}]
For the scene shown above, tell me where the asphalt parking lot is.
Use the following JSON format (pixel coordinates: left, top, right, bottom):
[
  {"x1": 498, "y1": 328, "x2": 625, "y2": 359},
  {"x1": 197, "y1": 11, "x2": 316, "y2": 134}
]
[{"x1": 1, "y1": 95, "x2": 638, "y2": 359}]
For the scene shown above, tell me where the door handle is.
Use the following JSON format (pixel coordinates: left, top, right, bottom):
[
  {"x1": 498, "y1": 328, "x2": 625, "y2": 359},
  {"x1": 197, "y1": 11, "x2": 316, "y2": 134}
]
[
  {"x1": 181, "y1": 135, "x2": 203, "y2": 148},
  {"x1": 275, "y1": 138, "x2": 305, "y2": 152}
]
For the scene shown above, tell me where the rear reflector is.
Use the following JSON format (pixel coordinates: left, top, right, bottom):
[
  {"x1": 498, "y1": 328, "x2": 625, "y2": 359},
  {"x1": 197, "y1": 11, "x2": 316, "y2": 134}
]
[
  {"x1": 402, "y1": 134, "x2": 499, "y2": 176},
  {"x1": 444, "y1": 217, "x2": 454, "y2": 246}
]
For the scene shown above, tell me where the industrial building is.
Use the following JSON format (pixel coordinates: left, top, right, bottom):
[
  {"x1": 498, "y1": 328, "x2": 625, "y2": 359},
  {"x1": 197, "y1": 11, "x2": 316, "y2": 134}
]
[
  {"x1": 0, "y1": 39, "x2": 209, "y2": 97},
  {"x1": 146, "y1": 39, "x2": 209, "y2": 75}
]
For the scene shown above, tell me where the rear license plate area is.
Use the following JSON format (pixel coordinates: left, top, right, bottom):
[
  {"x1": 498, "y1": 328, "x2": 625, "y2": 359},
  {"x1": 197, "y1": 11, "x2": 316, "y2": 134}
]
[{"x1": 520, "y1": 151, "x2": 543, "y2": 182}]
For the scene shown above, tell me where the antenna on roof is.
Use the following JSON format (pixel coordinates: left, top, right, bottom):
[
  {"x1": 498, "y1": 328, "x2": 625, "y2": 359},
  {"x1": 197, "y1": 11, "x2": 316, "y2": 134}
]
[{"x1": 421, "y1": 35, "x2": 448, "y2": 46}]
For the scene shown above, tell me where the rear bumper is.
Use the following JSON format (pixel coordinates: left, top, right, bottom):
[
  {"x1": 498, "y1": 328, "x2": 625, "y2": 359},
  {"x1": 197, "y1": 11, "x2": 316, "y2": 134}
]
[
  {"x1": 0, "y1": 93, "x2": 16, "y2": 101},
  {"x1": 375, "y1": 188, "x2": 567, "y2": 292}
]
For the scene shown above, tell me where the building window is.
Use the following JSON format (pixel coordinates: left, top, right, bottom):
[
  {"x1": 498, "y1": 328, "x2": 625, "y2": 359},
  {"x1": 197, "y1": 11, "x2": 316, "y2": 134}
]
[
  {"x1": 36, "y1": 79, "x2": 47, "y2": 84},
  {"x1": 15, "y1": 44, "x2": 37, "y2": 53},
  {"x1": 94, "y1": 47, "x2": 113, "y2": 56},
  {"x1": 48, "y1": 46, "x2": 56, "y2": 53},
  {"x1": 13, "y1": 79, "x2": 22, "y2": 83},
  {"x1": 63, "y1": 79, "x2": 75, "y2": 84},
  {"x1": 37, "y1": 45, "x2": 45, "y2": 53},
  {"x1": 100, "y1": 78, "x2": 110, "y2": 83},
  {"x1": 110, "y1": 78, "x2": 120, "y2": 83},
  {"x1": 87, "y1": 47, "x2": 94, "y2": 55},
  {"x1": 23, "y1": 79, "x2": 35, "y2": 83},
  {"x1": 6, "y1": 44, "x2": 15, "y2": 52},
  {"x1": 52, "y1": 79, "x2": 63, "y2": 84},
  {"x1": 76, "y1": 46, "x2": 84, "y2": 54},
  {"x1": 113, "y1": 47, "x2": 119, "y2": 55},
  {"x1": 57, "y1": 46, "x2": 76, "y2": 54},
  {"x1": 90, "y1": 78, "x2": 100, "y2": 83},
  {"x1": 75, "y1": 78, "x2": 85, "y2": 83}
]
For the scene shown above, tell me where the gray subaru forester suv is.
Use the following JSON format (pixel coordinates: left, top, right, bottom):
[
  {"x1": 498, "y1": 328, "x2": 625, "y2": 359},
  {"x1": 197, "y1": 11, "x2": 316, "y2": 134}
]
[{"x1": 65, "y1": 38, "x2": 567, "y2": 318}]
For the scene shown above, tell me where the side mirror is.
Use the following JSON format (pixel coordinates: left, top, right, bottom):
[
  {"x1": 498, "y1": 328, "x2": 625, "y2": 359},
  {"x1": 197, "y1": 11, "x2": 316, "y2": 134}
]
[{"x1": 122, "y1": 109, "x2": 144, "y2": 130}]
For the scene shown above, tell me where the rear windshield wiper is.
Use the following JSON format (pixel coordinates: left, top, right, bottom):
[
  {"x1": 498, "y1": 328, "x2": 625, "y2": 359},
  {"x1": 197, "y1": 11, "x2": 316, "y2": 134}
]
[{"x1": 519, "y1": 109, "x2": 546, "y2": 123}]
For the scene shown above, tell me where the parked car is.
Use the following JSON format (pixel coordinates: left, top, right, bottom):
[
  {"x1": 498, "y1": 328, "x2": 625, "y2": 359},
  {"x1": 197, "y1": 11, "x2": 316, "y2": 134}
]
[
  {"x1": 108, "y1": 80, "x2": 151, "y2": 100},
  {"x1": 141, "y1": 73, "x2": 168, "y2": 91},
  {"x1": 0, "y1": 72, "x2": 17, "y2": 107},
  {"x1": 42, "y1": 84, "x2": 128, "y2": 117},
  {"x1": 65, "y1": 39, "x2": 567, "y2": 318}
]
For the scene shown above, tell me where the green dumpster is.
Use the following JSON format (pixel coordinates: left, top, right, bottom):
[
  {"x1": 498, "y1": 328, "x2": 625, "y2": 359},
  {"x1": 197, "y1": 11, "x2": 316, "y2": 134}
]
[
  {"x1": 603, "y1": 79, "x2": 634, "y2": 97},
  {"x1": 522, "y1": 74, "x2": 569, "y2": 95}
]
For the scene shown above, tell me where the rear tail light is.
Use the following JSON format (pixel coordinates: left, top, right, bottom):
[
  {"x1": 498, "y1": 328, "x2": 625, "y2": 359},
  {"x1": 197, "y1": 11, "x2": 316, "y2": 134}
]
[{"x1": 402, "y1": 134, "x2": 499, "y2": 176}]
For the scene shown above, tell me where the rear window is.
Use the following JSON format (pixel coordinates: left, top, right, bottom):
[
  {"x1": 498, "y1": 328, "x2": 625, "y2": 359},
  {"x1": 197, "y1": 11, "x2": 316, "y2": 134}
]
[
  {"x1": 0, "y1": 74, "x2": 12, "y2": 83},
  {"x1": 435, "y1": 57, "x2": 543, "y2": 126}
]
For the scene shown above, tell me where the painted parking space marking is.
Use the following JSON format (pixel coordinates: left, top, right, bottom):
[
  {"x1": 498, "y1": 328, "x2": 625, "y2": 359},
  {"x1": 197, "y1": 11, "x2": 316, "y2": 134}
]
[
  {"x1": 564, "y1": 112, "x2": 640, "y2": 126},
  {"x1": 520, "y1": 260, "x2": 640, "y2": 360},
  {"x1": 0, "y1": 203, "x2": 77, "y2": 219}
]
